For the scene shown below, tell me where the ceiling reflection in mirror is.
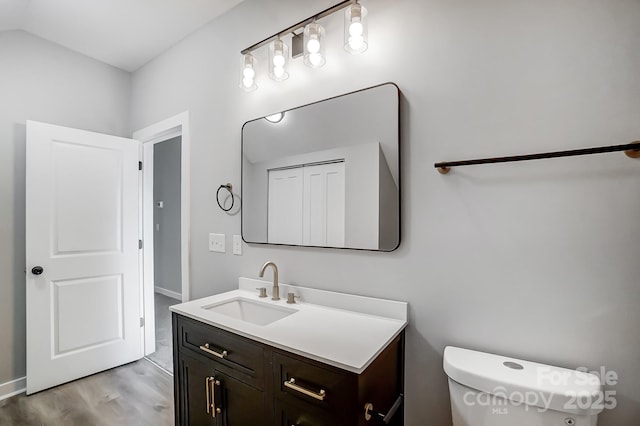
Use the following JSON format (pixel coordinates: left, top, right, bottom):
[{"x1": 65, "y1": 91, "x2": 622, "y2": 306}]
[{"x1": 241, "y1": 83, "x2": 400, "y2": 251}]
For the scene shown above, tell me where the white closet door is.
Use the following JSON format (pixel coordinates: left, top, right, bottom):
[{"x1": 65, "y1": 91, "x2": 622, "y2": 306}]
[
  {"x1": 303, "y1": 162, "x2": 345, "y2": 247},
  {"x1": 267, "y1": 168, "x2": 303, "y2": 245}
]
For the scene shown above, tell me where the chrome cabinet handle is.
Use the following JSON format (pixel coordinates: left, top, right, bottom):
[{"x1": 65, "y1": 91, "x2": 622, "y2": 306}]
[
  {"x1": 206, "y1": 376, "x2": 221, "y2": 418},
  {"x1": 199, "y1": 343, "x2": 228, "y2": 359},
  {"x1": 205, "y1": 377, "x2": 211, "y2": 415},
  {"x1": 283, "y1": 378, "x2": 326, "y2": 401},
  {"x1": 212, "y1": 377, "x2": 221, "y2": 418}
]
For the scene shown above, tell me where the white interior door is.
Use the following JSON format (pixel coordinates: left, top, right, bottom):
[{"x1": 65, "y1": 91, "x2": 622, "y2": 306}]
[
  {"x1": 26, "y1": 121, "x2": 141, "y2": 394},
  {"x1": 267, "y1": 167, "x2": 303, "y2": 245}
]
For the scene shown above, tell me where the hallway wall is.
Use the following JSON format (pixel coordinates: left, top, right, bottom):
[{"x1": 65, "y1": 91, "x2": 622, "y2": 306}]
[{"x1": 153, "y1": 136, "x2": 182, "y2": 296}]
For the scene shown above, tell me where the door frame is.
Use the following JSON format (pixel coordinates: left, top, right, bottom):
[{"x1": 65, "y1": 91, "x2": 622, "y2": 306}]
[{"x1": 133, "y1": 111, "x2": 191, "y2": 356}]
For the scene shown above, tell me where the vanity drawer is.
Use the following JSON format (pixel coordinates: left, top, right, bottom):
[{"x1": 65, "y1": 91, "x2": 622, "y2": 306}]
[
  {"x1": 273, "y1": 352, "x2": 357, "y2": 415},
  {"x1": 176, "y1": 315, "x2": 265, "y2": 388}
]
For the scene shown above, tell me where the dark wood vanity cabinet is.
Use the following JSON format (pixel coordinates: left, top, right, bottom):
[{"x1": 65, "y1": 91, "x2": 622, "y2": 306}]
[{"x1": 173, "y1": 313, "x2": 405, "y2": 426}]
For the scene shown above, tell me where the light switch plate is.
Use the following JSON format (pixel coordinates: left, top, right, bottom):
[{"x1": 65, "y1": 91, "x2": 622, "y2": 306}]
[
  {"x1": 233, "y1": 235, "x2": 242, "y2": 255},
  {"x1": 209, "y1": 233, "x2": 225, "y2": 253}
]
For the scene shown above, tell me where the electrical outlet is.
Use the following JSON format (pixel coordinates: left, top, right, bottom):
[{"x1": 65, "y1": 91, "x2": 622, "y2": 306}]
[
  {"x1": 233, "y1": 235, "x2": 242, "y2": 255},
  {"x1": 209, "y1": 233, "x2": 225, "y2": 253}
]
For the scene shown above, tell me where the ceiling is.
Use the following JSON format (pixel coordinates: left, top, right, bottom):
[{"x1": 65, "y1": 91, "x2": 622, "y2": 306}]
[{"x1": 0, "y1": 0, "x2": 244, "y2": 72}]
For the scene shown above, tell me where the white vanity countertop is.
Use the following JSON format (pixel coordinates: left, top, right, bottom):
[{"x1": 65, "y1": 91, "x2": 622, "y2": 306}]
[{"x1": 170, "y1": 277, "x2": 408, "y2": 374}]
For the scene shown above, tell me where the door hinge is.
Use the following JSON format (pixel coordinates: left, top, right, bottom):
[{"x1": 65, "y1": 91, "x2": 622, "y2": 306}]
[
  {"x1": 138, "y1": 161, "x2": 142, "y2": 171},
  {"x1": 140, "y1": 317, "x2": 145, "y2": 327},
  {"x1": 138, "y1": 239, "x2": 143, "y2": 249}
]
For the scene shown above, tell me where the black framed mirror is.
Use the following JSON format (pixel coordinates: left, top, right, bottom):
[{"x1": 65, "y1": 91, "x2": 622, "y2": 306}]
[{"x1": 241, "y1": 82, "x2": 400, "y2": 251}]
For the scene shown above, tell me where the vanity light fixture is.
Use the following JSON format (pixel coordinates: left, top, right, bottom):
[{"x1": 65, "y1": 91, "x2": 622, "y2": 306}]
[
  {"x1": 239, "y1": 0, "x2": 369, "y2": 91},
  {"x1": 303, "y1": 21, "x2": 326, "y2": 68},
  {"x1": 239, "y1": 53, "x2": 258, "y2": 92},
  {"x1": 344, "y1": 3, "x2": 368, "y2": 54},
  {"x1": 268, "y1": 38, "x2": 289, "y2": 81}
]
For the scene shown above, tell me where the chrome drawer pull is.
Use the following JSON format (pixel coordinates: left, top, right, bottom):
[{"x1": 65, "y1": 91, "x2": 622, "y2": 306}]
[
  {"x1": 199, "y1": 343, "x2": 228, "y2": 359},
  {"x1": 284, "y1": 378, "x2": 326, "y2": 401}
]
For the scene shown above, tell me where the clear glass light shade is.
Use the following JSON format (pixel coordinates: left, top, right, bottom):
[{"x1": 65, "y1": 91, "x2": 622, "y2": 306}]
[
  {"x1": 344, "y1": 3, "x2": 368, "y2": 54},
  {"x1": 303, "y1": 22, "x2": 326, "y2": 68},
  {"x1": 239, "y1": 53, "x2": 258, "y2": 92},
  {"x1": 268, "y1": 39, "x2": 289, "y2": 81}
]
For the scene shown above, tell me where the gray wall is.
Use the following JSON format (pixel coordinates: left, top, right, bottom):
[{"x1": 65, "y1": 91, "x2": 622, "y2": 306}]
[
  {"x1": 153, "y1": 136, "x2": 182, "y2": 295},
  {"x1": 0, "y1": 30, "x2": 131, "y2": 384},
  {"x1": 130, "y1": 1, "x2": 640, "y2": 424}
]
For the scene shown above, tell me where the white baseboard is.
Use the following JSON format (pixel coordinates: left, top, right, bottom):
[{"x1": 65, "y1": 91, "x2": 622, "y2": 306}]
[
  {"x1": 154, "y1": 286, "x2": 182, "y2": 301},
  {"x1": 0, "y1": 376, "x2": 26, "y2": 401}
]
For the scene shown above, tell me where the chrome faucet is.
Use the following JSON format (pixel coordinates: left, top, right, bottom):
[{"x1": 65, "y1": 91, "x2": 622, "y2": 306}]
[{"x1": 259, "y1": 261, "x2": 280, "y2": 301}]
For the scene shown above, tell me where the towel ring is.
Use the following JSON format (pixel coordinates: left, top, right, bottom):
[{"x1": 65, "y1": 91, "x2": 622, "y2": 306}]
[{"x1": 216, "y1": 183, "x2": 234, "y2": 212}]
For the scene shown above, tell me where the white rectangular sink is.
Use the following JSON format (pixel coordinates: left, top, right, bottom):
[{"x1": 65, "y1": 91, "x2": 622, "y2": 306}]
[{"x1": 203, "y1": 297, "x2": 297, "y2": 326}]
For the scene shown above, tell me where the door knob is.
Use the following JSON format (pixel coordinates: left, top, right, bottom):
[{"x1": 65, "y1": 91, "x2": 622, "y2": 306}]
[{"x1": 31, "y1": 266, "x2": 44, "y2": 275}]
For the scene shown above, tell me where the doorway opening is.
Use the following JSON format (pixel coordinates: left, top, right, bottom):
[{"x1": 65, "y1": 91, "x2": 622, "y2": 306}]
[
  {"x1": 133, "y1": 112, "x2": 191, "y2": 374},
  {"x1": 148, "y1": 136, "x2": 181, "y2": 371}
]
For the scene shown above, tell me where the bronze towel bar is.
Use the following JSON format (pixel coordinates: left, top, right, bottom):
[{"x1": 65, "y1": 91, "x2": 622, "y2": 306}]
[{"x1": 435, "y1": 141, "x2": 640, "y2": 174}]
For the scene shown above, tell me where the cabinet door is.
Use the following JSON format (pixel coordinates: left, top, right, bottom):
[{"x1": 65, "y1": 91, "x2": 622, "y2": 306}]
[
  {"x1": 178, "y1": 354, "x2": 216, "y2": 426},
  {"x1": 215, "y1": 370, "x2": 268, "y2": 426},
  {"x1": 276, "y1": 399, "x2": 337, "y2": 426}
]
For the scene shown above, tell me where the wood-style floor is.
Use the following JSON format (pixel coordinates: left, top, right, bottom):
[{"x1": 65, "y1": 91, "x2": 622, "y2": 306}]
[
  {"x1": 146, "y1": 292, "x2": 180, "y2": 373},
  {"x1": 0, "y1": 359, "x2": 173, "y2": 426}
]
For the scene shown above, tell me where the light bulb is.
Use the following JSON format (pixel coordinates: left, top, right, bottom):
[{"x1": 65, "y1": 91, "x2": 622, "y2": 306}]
[
  {"x1": 309, "y1": 53, "x2": 323, "y2": 66},
  {"x1": 272, "y1": 55, "x2": 285, "y2": 68},
  {"x1": 307, "y1": 38, "x2": 320, "y2": 54},
  {"x1": 348, "y1": 36, "x2": 364, "y2": 50},
  {"x1": 242, "y1": 77, "x2": 253, "y2": 88},
  {"x1": 273, "y1": 66, "x2": 284, "y2": 78},
  {"x1": 349, "y1": 21, "x2": 363, "y2": 37},
  {"x1": 243, "y1": 67, "x2": 255, "y2": 79}
]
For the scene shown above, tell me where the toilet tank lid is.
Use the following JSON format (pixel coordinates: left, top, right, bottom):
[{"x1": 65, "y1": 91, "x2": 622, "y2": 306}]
[{"x1": 443, "y1": 346, "x2": 604, "y2": 416}]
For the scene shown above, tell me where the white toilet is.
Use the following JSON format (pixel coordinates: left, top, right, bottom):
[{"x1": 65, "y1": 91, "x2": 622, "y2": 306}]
[{"x1": 443, "y1": 346, "x2": 604, "y2": 426}]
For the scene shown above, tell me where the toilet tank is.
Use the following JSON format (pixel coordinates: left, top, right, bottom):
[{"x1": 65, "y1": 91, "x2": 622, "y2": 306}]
[{"x1": 443, "y1": 346, "x2": 603, "y2": 426}]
